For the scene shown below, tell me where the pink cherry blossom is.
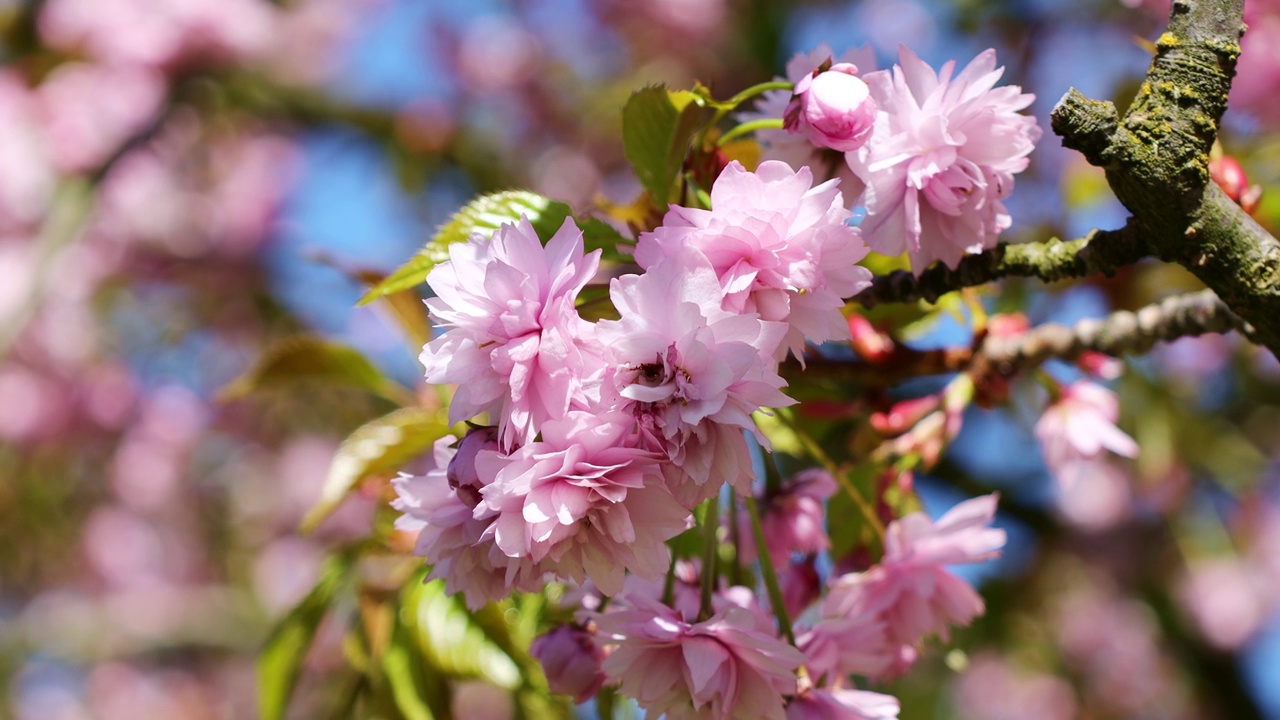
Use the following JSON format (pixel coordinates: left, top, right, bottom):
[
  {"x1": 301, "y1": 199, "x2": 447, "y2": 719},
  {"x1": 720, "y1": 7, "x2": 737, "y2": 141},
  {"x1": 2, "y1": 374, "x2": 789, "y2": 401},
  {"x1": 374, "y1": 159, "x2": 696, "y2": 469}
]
[
  {"x1": 634, "y1": 161, "x2": 872, "y2": 360},
  {"x1": 420, "y1": 217, "x2": 603, "y2": 450},
  {"x1": 779, "y1": 556, "x2": 822, "y2": 619},
  {"x1": 598, "y1": 594, "x2": 805, "y2": 720},
  {"x1": 738, "y1": 468, "x2": 837, "y2": 565},
  {"x1": 530, "y1": 624, "x2": 607, "y2": 703},
  {"x1": 786, "y1": 688, "x2": 900, "y2": 720},
  {"x1": 596, "y1": 249, "x2": 793, "y2": 507},
  {"x1": 785, "y1": 63, "x2": 877, "y2": 153},
  {"x1": 35, "y1": 62, "x2": 166, "y2": 174},
  {"x1": 1229, "y1": 0, "x2": 1280, "y2": 121},
  {"x1": 797, "y1": 611, "x2": 895, "y2": 681},
  {"x1": 848, "y1": 46, "x2": 1040, "y2": 272},
  {"x1": 1035, "y1": 380, "x2": 1138, "y2": 492},
  {"x1": 950, "y1": 653, "x2": 1077, "y2": 720},
  {"x1": 391, "y1": 436, "x2": 541, "y2": 609},
  {"x1": 476, "y1": 411, "x2": 692, "y2": 595},
  {"x1": 447, "y1": 425, "x2": 499, "y2": 508},
  {"x1": 0, "y1": 72, "x2": 56, "y2": 234},
  {"x1": 821, "y1": 495, "x2": 1006, "y2": 653},
  {"x1": 39, "y1": 0, "x2": 277, "y2": 69}
]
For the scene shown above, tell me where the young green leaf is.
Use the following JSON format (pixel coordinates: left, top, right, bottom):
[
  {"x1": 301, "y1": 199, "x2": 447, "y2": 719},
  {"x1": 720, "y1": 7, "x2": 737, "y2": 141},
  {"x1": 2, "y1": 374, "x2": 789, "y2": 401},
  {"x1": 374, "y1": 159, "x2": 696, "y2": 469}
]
[
  {"x1": 622, "y1": 86, "x2": 709, "y2": 207},
  {"x1": 258, "y1": 552, "x2": 355, "y2": 720},
  {"x1": 300, "y1": 406, "x2": 450, "y2": 534},
  {"x1": 218, "y1": 335, "x2": 414, "y2": 406},
  {"x1": 359, "y1": 191, "x2": 631, "y2": 305}
]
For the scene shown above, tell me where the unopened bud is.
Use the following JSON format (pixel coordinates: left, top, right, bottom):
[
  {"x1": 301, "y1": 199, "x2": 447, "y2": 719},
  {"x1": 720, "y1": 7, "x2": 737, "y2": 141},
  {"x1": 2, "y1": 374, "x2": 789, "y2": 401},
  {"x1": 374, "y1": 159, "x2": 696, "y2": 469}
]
[{"x1": 784, "y1": 62, "x2": 877, "y2": 152}]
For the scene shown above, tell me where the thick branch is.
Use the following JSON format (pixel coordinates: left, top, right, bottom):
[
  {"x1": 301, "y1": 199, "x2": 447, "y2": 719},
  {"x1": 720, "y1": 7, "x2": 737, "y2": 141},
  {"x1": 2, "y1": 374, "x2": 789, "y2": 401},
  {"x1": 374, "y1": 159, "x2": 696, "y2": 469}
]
[
  {"x1": 973, "y1": 288, "x2": 1254, "y2": 376},
  {"x1": 1051, "y1": 0, "x2": 1280, "y2": 357},
  {"x1": 798, "y1": 289, "x2": 1252, "y2": 385},
  {"x1": 853, "y1": 225, "x2": 1149, "y2": 307}
]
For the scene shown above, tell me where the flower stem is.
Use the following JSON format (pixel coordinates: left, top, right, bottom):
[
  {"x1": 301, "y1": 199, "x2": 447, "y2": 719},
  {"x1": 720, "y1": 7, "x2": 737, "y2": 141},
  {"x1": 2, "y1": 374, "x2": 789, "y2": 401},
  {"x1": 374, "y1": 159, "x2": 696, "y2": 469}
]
[
  {"x1": 717, "y1": 118, "x2": 785, "y2": 146},
  {"x1": 774, "y1": 407, "x2": 886, "y2": 542},
  {"x1": 662, "y1": 552, "x2": 678, "y2": 607},
  {"x1": 727, "y1": 489, "x2": 744, "y2": 587},
  {"x1": 698, "y1": 493, "x2": 720, "y2": 620},
  {"x1": 721, "y1": 80, "x2": 794, "y2": 112},
  {"x1": 744, "y1": 494, "x2": 797, "y2": 646}
]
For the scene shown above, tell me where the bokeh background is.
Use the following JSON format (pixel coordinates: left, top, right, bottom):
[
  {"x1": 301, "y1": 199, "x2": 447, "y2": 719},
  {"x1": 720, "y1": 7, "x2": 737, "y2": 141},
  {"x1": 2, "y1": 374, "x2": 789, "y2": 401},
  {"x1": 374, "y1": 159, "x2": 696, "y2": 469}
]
[{"x1": 5, "y1": 0, "x2": 1280, "y2": 717}]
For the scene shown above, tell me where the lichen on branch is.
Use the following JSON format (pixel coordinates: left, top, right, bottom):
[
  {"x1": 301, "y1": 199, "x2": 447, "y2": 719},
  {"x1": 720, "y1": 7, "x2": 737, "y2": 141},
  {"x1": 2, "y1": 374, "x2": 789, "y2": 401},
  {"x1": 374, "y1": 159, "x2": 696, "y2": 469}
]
[
  {"x1": 853, "y1": 224, "x2": 1150, "y2": 308},
  {"x1": 1051, "y1": 0, "x2": 1280, "y2": 358}
]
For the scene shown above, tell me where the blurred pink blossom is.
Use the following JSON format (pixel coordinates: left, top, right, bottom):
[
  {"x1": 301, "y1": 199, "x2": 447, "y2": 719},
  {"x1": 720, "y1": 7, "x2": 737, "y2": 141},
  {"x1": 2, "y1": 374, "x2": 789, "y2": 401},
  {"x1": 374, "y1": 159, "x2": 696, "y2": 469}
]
[
  {"x1": 821, "y1": 495, "x2": 1005, "y2": 661},
  {"x1": 1035, "y1": 381, "x2": 1138, "y2": 494},
  {"x1": 1054, "y1": 583, "x2": 1188, "y2": 716},
  {"x1": 739, "y1": 468, "x2": 837, "y2": 565},
  {"x1": 599, "y1": 593, "x2": 805, "y2": 720},
  {"x1": 267, "y1": 0, "x2": 386, "y2": 86},
  {"x1": 456, "y1": 16, "x2": 543, "y2": 93},
  {"x1": 531, "y1": 624, "x2": 607, "y2": 703},
  {"x1": 950, "y1": 653, "x2": 1077, "y2": 720},
  {"x1": 0, "y1": 72, "x2": 56, "y2": 233},
  {"x1": 40, "y1": 0, "x2": 277, "y2": 70},
  {"x1": 36, "y1": 62, "x2": 166, "y2": 173},
  {"x1": 1178, "y1": 558, "x2": 1268, "y2": 650},
  {"x1": 786, "y1": 688, "x2": 901, "y2": 720}
]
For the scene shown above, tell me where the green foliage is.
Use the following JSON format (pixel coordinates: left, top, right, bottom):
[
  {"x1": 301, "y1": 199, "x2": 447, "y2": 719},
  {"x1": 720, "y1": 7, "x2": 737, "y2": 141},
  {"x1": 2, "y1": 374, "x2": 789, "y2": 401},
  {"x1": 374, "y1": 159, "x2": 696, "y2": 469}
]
[
  {"x1": 828, "y1": 463, "x2": 882, "y2": 559},
  {"x1": 301, "y1": 406, "x2": 452, "y2": 534},
  {"x1": 258, "y1": 551, "x2": 356, "y2": 720},
  {"x1": 219, "y1": 335, "x2": 414, "y2": 406},
  {"x1": 622, "y1": 86, "x2": 710, "y2": 207},
  {"x1": 359, "y1": 191, "x2": 631, "y2": 305},
  {"x1": 407, "y1": 579, "x2": 522, "y2": 688}
]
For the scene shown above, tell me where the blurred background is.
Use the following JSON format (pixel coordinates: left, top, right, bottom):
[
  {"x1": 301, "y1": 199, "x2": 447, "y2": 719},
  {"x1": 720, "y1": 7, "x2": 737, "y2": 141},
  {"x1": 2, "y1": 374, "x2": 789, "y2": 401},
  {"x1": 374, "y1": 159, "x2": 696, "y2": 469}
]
[{"x1": 4, "y1": 0, "x2": 1280, "y2": 717}]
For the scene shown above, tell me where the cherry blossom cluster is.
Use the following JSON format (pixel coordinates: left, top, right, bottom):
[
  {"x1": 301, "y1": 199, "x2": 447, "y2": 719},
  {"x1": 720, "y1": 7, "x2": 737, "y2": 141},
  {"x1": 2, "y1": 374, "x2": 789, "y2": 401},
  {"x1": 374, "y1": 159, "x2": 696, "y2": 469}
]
[
  {"x1": 752, "y1": 45, "x2": 1041, "y2": 273},
  {"x1": 397, "y1": 158, "x2": 870, "y2": 603},
  {"x1": 393, "y1": 44, "x2": 1037, "y2": 719}
]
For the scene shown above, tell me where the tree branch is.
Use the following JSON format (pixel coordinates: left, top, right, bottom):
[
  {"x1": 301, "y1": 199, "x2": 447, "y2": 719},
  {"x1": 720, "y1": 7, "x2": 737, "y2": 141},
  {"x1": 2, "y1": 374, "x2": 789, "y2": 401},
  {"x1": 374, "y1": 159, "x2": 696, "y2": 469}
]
[
  {"x1": 972, "y1": 288, "x2": 1255, "y2": 376},
  {"x1": 853, "y1": 224, "x2": 1150, "y2": 308},
  {"x1": 1051, "y1": 0, "x2": 1280, "y2": 357},
  {"x1": 797, "y1": 289, "x2": 1253, "y2": 385}
]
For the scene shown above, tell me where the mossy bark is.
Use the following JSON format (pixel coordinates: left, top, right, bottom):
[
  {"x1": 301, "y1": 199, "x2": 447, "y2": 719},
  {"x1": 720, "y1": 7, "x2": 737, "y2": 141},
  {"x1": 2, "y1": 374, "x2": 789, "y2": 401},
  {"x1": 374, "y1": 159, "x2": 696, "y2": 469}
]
[{"x1": 1052, "y1": 0, "x2": 1280, "y2": 357}]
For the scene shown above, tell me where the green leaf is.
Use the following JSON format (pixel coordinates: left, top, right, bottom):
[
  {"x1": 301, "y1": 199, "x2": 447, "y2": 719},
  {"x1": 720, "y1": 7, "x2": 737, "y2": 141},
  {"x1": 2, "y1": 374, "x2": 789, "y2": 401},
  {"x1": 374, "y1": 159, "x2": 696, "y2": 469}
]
[
  {"x1": 359, "y1": 191, "x2": 632, "y2": 305},
  {"x1": 383, "y1": 612, "x2": 446, "y2": 720},
  {"x1": 218, "y1": 335, "x2": 412, "y2": 405},
  {"x1": 622, "y1": 86, "x2": 709, "y2": 206},
  {"x1": 827, "y1": 464, "x2": 881, "y2": 558},
  {"x1": 302, "y1": 407, "x2": 451, "y2": 534},
  {"x1": 409, "y1": 579, "x2": 522, "y2": 689},
  {"x1": 258, "y1": 552, "x2": 355, "y2": 720}
]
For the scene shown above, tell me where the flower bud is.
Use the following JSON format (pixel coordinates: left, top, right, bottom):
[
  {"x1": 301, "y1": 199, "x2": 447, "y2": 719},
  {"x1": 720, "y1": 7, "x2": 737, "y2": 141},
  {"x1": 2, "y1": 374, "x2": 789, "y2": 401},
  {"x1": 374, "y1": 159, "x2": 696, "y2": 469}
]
[
  {"x1": 848, "y1": 314, "x2": 894, "y2": 363},
  {"x1": 784, "y1": 62, "x2": 877, "y2": 152},
  {"x1": 1210, "y1": 154, "x2": 1263, "y2": 215},
  {"x1": 530, "y1": 624, "x2": 606, "y2": 703},
  {"x1": 447, "y1": 425, "x2": 498, "y2": 508}
]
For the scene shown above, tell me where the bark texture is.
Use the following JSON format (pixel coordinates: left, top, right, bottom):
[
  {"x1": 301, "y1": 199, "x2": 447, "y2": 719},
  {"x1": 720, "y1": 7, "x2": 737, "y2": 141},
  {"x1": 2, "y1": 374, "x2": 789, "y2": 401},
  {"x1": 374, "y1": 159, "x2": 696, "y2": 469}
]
[{"x1": 1052, "y1": 0, "x2": 1280, "y2": 357}]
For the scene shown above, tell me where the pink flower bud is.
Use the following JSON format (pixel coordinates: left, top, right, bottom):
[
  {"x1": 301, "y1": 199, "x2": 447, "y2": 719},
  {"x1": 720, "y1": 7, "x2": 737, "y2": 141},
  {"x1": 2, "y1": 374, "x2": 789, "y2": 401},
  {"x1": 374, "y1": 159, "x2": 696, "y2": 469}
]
[
  {"x1": 785, "y1": 62, "x2": 877, "y2": 152},
  {"x1": 870, "y1": 395, "x2": 940, "y2": 437},
  {"x1": 447, "y1": 425, "x2": 498, "y2": 508},
  {"x1": 1209, "y1": 154, "x2": 1265, "y2": 215},
  {"x1": 848, "y1": 314, "x2": 894, "y2": 363},
  {"x1": 530, "y1": 624, "x2": 606, "y2": 703}
]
